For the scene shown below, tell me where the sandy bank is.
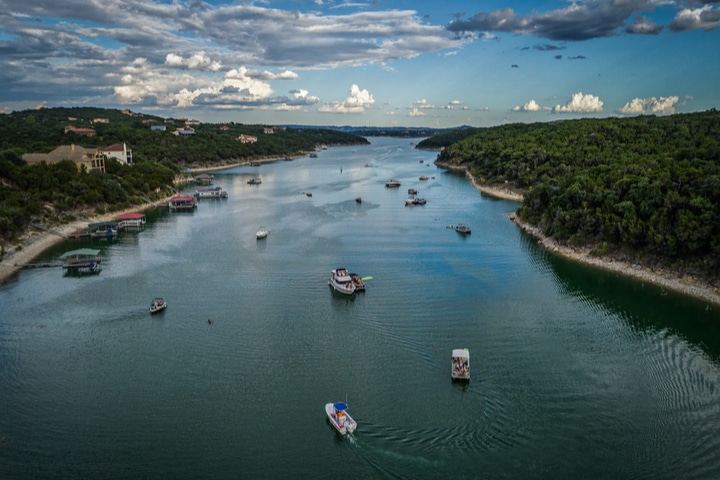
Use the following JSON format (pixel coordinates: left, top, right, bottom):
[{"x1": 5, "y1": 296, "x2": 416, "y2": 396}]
[{"x1": 435, "y1": 161, "x2": 720, "y2": 307}]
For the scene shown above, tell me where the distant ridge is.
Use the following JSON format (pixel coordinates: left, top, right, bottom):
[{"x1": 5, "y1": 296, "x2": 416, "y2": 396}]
[{"x1": 279, "y1": 124, "x2": 474, "y2": 138}]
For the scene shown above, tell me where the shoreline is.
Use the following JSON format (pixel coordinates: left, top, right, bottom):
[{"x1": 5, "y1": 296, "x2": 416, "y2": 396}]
[
  {"x1": 435, "y1": 161, "x2": 720, "y2": 307},
  {"x1": 0, "y1": 196, "x2": 176, "y2": 285}
]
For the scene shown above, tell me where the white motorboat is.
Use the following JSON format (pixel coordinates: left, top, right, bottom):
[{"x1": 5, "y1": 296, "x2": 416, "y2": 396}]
[
  {"x1": 328, "y1": 268, "x2": 355, "y2": 295},
  {"x1": 385, "y1": 179, "x2": 401, "y2": 188},
  {"x1": 452, "y1": 348, "x2": 470, "y2": 381},
  {"x1": 325, "y1": 402, "x2": 357, "y2": 435},
  {"x1": 256, "y1": 227, "x2": 268, "y2": 239},
  {"x1": 150, "y1": 297, "x2": 167, "y2": 314}
]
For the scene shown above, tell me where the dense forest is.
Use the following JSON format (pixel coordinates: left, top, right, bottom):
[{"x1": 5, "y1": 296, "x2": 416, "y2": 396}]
[
  {"x1": 420, "y1": 110, "x2": 720, "y2": 280},
  {"x1": 0, "y1": 107, "x2": 368, "y2": 246}
]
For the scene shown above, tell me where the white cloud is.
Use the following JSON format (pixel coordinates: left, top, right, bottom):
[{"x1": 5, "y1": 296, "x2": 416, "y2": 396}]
[
  {"x1": 165, "y1": 52, "x2": 223, "y2": 72},
  {"x1": 408, "y1": 108, "x2": 425, "y2": 117},
  {"x1": 512, "y1": 99, "x2": 549, "y2": 112},
  {"x1": 319, "y1": 84, "x2": 374, "y2": 113},
  {"x1": 554, "y1": 92, "x2": 603, "y2": 113},
  {"x1": 618, "y1": 96, "x2": 679, "y2": 115}
]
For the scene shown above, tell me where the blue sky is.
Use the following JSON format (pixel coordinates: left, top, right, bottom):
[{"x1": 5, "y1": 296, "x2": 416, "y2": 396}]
[{"x1": 1, "y1": 0, "x2": 718, "y2": 127}]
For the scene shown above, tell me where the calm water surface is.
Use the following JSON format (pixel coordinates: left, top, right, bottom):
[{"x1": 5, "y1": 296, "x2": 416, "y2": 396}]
[{"x1": 2, "y1": 137, "x2": 720, "y2": 479}]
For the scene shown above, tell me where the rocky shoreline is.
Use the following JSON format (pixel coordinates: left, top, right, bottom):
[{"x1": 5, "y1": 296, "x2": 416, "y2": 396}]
[{"x1": 435, "y1": 160, "x2": 720, "y2": 307}]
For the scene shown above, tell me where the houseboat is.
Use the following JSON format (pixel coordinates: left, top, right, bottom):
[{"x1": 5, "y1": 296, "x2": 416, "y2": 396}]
[
  {"x1": 195, "y1": 186, "x2": 228, "y2": 199},
  {"x1": 168, "y1": 195, "x2": 197, "y2": 211},
  {"x1": 60, "y1": 248, "x2": 102, "y2": 274},
  {"x1": 116, "y1": 212, "x2": 146, "y2": 230},
  {"x1": 193, "y1": 173, "x2": 214, "y2": 185},
  {"x1": 88, "y1": 221, "x2": 118, "y2": 239}
]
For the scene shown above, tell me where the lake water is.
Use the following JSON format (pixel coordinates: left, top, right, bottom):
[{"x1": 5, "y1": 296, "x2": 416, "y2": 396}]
[{"x1": 1, "y1": 137, "x2": 720, "y2": 479}]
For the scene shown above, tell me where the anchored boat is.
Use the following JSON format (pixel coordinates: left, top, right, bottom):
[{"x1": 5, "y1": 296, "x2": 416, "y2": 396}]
[
  {"x1": 328, "y1": 268, "x2": 355, "y2": 295},
  {"x1": 452, "y1": 348, "x2": 470, "y2": 381}
]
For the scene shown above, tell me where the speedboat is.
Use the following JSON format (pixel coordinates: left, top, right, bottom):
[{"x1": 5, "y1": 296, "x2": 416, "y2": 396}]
[
  {"x1": 385, "y1": 179, "x2": 401, "y2": 188},
  {"x1": 256, "y1": 226, "x2": 268, "y2": 239},
  {"x1": 455, "y1": 223, "x2": 471, "y2": 234},
  {"x1": 325, "y1": 402, "x2": 357, "y2": 435},
  {"x1": 329, "y1": 268, "x2": 355, "y2": 295},
  {"x1": 408, "y1": 188, "x2": 418, "y2": 195},
  {"x1": 452, "y1": 348, "x2": 470, "y2": 381},
  {"x1": 405, "y1": 197, "x2": 427, "y2": 206},
  {"x1": 349, "y1": 273, "x2": 366, "y2": 291},
  {"x1": 150, "y1": 297, "x2": 167, "y2": 314}
]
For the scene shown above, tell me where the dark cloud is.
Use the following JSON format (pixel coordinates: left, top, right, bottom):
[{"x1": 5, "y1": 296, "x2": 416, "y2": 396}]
[{"x1": 446, "y1": 1, "x2": 680, "y2": 41}]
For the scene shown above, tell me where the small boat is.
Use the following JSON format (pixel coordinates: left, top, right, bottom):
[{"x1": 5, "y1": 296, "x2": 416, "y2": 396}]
[
  {"x1": 325, "y1": 402, "x2": 357, "y2": 435},
  {"x1": 256, "y1": 226, "x2": 268, "y2": 239},
  {"x1": 349, "y1": 273, "x2": 365, "y2": 291},
  {"x1": 452, "y1": 348, "x2": 470, "y2": 381},
  {"x1": 385, "y1": 179, "x2": 401, "y2": 188},
  {"x1": 408, "y1": 188, "x2": 418, "y2": 195},
  {"x1": 419, "y1": 176, "x2": 429, "y2": 181},
  {"x1": 455, "y1": 223, "x2": 471, "y2": 234},
  {"x1": 305, "y1": 192, "x2": 312, "y2": 197},
  {"x1": 329, "y1": 268, "x2": 355, "y2": 295},
  {"x1": 405, "y1": 197, "x2": 426, "y2": 206},
  {"x1": 247, "y1": 178, "x2": 262, "y2": 185},
  {"x1": 309, "y1": 152, "x2": 318, "y2": 158},
  {"x1": 150, "y1": 297, "x2": 167, "y2": 314},
  {"x1": 355, "y1": 197, "x2": 362, "y2": 204},
  {"x1": 250, "y1": 162, "x2": 262, "y2": 166}
]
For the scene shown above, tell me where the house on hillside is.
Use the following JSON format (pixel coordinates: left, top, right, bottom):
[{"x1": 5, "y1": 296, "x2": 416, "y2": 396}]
[
  {"x1": 264, "y1": 127, "x2": 275, "y2": 134},
  {"x1": 238, "y1": 134, "x2": 257, "y2": 144},
  {"x1": 175, "y1": 126, "x2": 196, "y2": 136},
  {"x1": 100, "y1": 143, "x2": 133, "y2": 165},
  {"x1": 92, "y1": 118, "x2": 110, "y2": 124},
  {"x1": 64, "y1": 125, "x2": 96, "y2": 136},
  {"x1": 22, "y1": 145, "x2": 105, "y2": 173}
]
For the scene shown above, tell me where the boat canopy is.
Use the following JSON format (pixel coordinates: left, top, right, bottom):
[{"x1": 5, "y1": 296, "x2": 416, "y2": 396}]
[
  {"x1": 333, "y1": 402, "x2": 348, "y2": 411},
  {"x1": 115, "y1": 212, "x2": 145, "y2": 220},
  {"x1": 88, "y1": 221, "x2": 118, "y2": 229},
  {"x1": 60, "y1": 248, "x2": 101, "y2": 259},
  {"x1": 452, "y1": 348, "x2": 470, "y2": 360}
]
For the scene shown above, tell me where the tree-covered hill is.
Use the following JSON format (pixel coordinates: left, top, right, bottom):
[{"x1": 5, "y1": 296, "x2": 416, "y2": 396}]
[
  {"x1": 424, "y1": 110, "x2": 720, "y2": 280},
  {"x1": 0, "y1": 107, "x2": 368, "y2": 245}
]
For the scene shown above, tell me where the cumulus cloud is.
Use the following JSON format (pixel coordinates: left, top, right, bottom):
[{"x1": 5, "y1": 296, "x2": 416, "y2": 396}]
[
  {"x1": 319, "y1": 84, "x2": 375, "y2": 114},
  {"x1": 165, "y1": 52, "x2": 223, "y2": 71},
  {"x1": 626, "y1": 16, "x2": 663, "y2": 35},
  {"x1": 669, "y1": 5, "x2": 720, "y2": 32},
  {"x1": 408, "y1": 108, "x2": 425, "y2": 117},
  {"x1": 617, "y1": 96, "x2": 680, "y2": 115},
  {"x1": 554, "y1": 92, "x2": 603, "y2": 113},
  {"x1": 512, "y1": 99, "x2": 550, "y2": 112}
]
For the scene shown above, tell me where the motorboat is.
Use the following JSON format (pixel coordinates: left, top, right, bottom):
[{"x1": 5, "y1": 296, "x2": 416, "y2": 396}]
[
  {"x1": 356, "y1": 197, "x2": 362, "y2": 204},
  {"x1": 325, "y1": 402, "x2": 357, "y2": 435},
  {"x1": 419, "y1": 176, "x2": 429, "y2": 181},
  {"x1": 408, "y1": 188, "x2": 418, "y2": 195},
  {"x1": 405, "y1": 197, "x2": 427, "y2": 206},
  {"x1": 256, "y1": 226, "x2": 268, "y2": 239},
  {"x1": 455, "y1": 223, "x2": 471, "y2": 234},
  {"x1": 150, "y1": 297, "x2": 167, "y2": 314},
  {"x1": 328, "y1": 268, "x2": 355, "y2": 295},
  {"x1": 247, "y1": 178, "x2": 262, "y2": 185},
  {"x1": 349, "y1": 273, "x2": 366, "y2": 291},
  {"x1": 452, "y1": 348, "x2": 470, "y2": 381},
  {"x1": 385, "y1": 179, "x2": 401, "y2": 188}
]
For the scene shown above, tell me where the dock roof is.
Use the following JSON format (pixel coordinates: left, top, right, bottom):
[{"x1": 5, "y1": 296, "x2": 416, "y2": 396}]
[{"x1": 60, "y1": 248, "x2": 101, "y2": 259}]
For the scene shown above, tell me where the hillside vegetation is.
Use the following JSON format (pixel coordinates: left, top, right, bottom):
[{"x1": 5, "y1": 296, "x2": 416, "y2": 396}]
[
  {"x1": 421, "y1": 110, "x2": 720, "y2": 280},
  {"x1": 0, "y1": 107, "x2": 368, "y2": 244}
]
